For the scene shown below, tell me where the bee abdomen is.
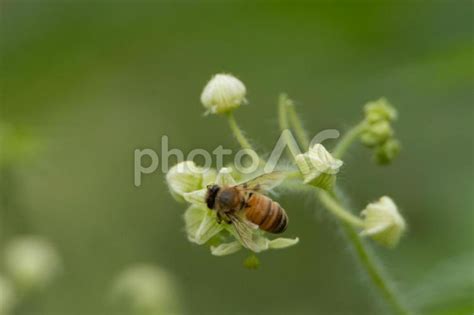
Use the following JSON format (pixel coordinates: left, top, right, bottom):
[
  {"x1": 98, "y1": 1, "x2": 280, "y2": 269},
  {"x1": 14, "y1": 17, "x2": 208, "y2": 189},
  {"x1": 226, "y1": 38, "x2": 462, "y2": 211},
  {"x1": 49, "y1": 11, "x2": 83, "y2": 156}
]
[{"x1": 257, "y1": 199, "x2": 288, "y2": 234}]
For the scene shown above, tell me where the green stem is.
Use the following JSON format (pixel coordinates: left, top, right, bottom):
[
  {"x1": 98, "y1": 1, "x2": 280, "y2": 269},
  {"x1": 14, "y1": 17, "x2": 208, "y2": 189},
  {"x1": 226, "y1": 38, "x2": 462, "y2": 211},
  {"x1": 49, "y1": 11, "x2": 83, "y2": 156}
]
[
  {"x1": 332, "y1": 121, "x2": 367, "y2": 159},
  {"x1": 321, "y1": 190, "x2": 412, "y2": 315},
  {"x1": 226, "y1": 112, "x2": 254, "y2": 151},
  {"x1": 278, "y1": 94, "x2": 297, "y2": 158},
  {"x1": 226, "y1": 112, "x2": 266, "y2": 166},
  {"x1": 318, "y1": 190, "x2": 364, "y2": 227},
  {"x1": 280, "y1": 105, "x2": 412, "y2": 315},
  {"x1": 286, "y1": 100, "x2": 310, "y2": 150}
]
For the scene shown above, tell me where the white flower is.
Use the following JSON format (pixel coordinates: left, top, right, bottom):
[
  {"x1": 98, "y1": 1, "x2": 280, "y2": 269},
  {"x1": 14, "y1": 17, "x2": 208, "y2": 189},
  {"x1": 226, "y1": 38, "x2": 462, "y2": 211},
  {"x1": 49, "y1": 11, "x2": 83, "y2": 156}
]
[
  {"x1": 3, "y1": 236, "x2": 62, "y2": 291},
  {"x1": 0, "y1": 275, "x2": 16, "y2": 315},
  {"x1": 360, "y1": 196, "x2": 406, "y2": 248},
  {"x1": 166, "y1": 161, "x2": 216, "y2": 202},
  {"x1": 295, "y1": 144, "x2": 343, "y2": 190},
  {"x1": 184, "y1": 205, "x2": 224, "y2": 245},
  {"x1": 111, "y1": 264, "x2": 181, "y2": 315},
  {"x1": 179, "y1": 168, "x2": 299, "y2": 255},
  {"x1": 200, "y1": 73, "x2": 247, "y2": 114}
]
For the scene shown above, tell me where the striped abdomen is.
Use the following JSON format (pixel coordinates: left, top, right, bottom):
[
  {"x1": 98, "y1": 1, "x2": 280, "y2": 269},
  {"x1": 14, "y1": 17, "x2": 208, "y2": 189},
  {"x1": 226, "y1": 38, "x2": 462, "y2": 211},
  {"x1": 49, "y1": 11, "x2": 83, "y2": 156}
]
[{"x1": 244, "y1": 194, "x2": 288, "y2": 234}]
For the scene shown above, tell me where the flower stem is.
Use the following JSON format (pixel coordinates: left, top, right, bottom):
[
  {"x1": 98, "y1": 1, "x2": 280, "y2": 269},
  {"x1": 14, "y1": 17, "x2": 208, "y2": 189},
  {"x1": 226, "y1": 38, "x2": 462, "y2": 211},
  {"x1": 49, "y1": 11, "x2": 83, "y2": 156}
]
[
  {"x1": 278, "y1": 94, "x2": 298, "y2": 157},
  {"x1": 332, "y1": 121, "x2": 367, "y2": 159},
  {"x1": 322, "y1": 190, "x2": 412, "y2": 315},
  {"x1": 280, "y1": 104, "x2": 412, "y2": 315},
  {"x1": 226, "y1": 112, "x2": 254, "y2": 151},
  {"x1": 286, "y1": 98, "x2": 310, "y2": 150},
  {"x1": 226, "y1": 112, "x2": 266, "y2": 166},
  {"x1": 317, "y1": 190, "x2": 364, "y2": 227}
]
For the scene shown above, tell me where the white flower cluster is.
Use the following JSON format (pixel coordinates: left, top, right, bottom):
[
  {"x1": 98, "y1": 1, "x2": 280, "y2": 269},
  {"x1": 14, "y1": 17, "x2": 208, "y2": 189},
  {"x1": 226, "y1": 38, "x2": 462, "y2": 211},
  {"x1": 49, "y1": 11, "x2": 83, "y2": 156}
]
[
  {"x1": 111, "y1": 264, "x2": 181, "y2": 315},
  {"x1": 3, "y1": 237, "x2": 62, "y2": 291},
  {"x1": 0, "y1": 236, "x2": 61, "y2": 315},
  {"x1": 166, "y1": 162, "x2": 299, "y2": 256}
]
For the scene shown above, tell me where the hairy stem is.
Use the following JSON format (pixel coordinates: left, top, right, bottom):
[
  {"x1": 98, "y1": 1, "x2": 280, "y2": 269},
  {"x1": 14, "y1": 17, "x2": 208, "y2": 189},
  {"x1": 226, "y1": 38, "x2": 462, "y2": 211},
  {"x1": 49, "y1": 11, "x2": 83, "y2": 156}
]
[
  {"x1": 226, "y1": 112, "x2": 266, "y2": 166},
  {"x1": 318, "y1": 190, "x2": 364, "y2": 227},
  {"x1": 279, "y1": 104, "x2": 412, "y2": 315},
  {"x1": 226, "y1": 112, "x2": 254, "y2": 151},
  {"x1": 278, "y1": 94, "x2": 298, "y2": 157},
  {"x1": 332, "y1": 121, "x2": 367, "y2": 159},
  {"x1": 286, "y1": 101, "x2": 310, "y2": 150},
  {"x1": 324, "y1": 190, "x2": 412, "y2": 315}
]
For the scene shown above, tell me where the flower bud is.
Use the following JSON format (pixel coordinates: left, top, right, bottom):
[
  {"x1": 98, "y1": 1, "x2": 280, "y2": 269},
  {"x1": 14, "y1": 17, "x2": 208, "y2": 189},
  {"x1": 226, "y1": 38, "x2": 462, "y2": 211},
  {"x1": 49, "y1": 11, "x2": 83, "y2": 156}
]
[
  {"x1": 360, "y1": 196, "x2": 406, "y2": 248},
  {"x1": 243, "y1": 254, "x2": 260, "y2": 270},
  {"x1": 0, "y1": 275, "x2": 16, "y2": 315},
  {"x1": 364, "y1": 98, "x2": 397, "y2": 123},
  {"x1": 166, "y1": 161, "x2": 207, "y2": 201},
  {"x1": 295, "y1": 144, "x2": 343, "y2": 190},
  {"x1": 200, "y1": 73, "x2": 247, "y2": 114},
  {"x1": 375, "y1": 138, "x2": 400, "y2": 165},
  {"x1": 111, "y1": 264, "x2": 181, "y2": 315},
  {"x1": 360, "y1": 120, "x2": 394, "y2": 147},
  {"x1": 3, "y1": 236, "x2": 62, "y2": 291}
]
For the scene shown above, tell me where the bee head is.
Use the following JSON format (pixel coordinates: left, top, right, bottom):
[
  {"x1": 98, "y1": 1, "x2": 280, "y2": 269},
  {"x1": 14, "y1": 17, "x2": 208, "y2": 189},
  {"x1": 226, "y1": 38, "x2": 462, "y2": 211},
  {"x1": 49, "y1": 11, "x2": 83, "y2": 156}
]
[{"x1": 205, "y1": 184, "x2": 220, "y2": 209}]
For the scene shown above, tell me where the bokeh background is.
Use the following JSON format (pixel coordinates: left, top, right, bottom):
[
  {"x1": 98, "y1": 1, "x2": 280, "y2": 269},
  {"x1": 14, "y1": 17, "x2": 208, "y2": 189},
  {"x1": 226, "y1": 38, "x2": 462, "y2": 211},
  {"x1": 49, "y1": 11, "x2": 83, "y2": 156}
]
[{"x1": 1, "y1": 1, "x2": 473, "y2": 315}]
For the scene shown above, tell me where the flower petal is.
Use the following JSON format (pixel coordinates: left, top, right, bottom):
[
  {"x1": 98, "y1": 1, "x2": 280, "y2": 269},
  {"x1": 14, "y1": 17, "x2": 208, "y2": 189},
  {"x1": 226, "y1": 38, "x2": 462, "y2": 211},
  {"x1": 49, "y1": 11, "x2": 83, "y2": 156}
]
[
  {"x1": 183, "y1": 206, "x2": 206, "y2": 242},
  {"x1": 210, "y1": 241, "x2": 242, "y2": 256},
  {"x1": 194, "y1": 211, "x2": 224, "y2": 245},
  {"x1": 268, "y1": 237, "x2": 300, "y2": 249},
  {"x1": 182, "y1": 189, "x2": 207, "y2": 208}
]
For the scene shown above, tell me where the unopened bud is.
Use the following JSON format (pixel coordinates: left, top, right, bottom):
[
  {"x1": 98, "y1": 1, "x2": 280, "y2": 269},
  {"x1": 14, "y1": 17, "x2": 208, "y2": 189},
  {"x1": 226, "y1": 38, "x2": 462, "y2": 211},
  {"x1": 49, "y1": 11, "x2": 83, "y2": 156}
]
[{"x1": 201, "y1": 73, "x2": 247, "y2": 114}]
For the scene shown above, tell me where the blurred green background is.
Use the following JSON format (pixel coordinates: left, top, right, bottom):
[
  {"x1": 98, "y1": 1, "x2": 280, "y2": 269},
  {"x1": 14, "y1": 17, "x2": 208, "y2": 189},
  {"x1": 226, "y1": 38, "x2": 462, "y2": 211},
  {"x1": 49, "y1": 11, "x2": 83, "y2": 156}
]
[{"x1": 1, "y1": 1, "x2": 473, "y2": 315}]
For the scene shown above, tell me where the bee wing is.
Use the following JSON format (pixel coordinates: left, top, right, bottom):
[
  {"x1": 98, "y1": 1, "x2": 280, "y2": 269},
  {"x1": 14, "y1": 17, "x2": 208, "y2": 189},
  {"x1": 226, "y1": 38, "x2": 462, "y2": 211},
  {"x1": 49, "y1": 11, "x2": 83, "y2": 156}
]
[
  {"x1": 228, "y1": 213, "x2": 260, "y2": 252},
  {"x1": 237, "y1": 171, "x2": 286, "y2": 192}
]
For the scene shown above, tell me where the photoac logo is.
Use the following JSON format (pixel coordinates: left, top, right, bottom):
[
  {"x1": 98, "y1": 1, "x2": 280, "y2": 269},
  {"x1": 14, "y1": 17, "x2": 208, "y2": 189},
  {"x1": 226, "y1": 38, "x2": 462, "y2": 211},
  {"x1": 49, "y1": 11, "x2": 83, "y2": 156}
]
[{"x1": 134, "y1": 129, "x2": 340, "y2": 186}]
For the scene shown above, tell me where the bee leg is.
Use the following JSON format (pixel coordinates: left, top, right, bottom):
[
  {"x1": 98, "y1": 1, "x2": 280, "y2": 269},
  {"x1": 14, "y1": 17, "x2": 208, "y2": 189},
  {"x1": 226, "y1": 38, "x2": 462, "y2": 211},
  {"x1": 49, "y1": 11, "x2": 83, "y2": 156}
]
[
  {"x1": 223, "y1": 212, "x2": 232, "y2": 224},
  {"x1": 216, "y1": 211, "x2": 223, "y2": 224}
]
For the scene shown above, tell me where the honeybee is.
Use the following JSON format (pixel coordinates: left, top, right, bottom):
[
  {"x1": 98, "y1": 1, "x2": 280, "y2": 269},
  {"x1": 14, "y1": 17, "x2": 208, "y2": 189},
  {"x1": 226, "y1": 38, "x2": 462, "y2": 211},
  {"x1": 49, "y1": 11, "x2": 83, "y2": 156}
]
[{"x1": 205, "y1": 171, "x2": 288, "y2": 249}]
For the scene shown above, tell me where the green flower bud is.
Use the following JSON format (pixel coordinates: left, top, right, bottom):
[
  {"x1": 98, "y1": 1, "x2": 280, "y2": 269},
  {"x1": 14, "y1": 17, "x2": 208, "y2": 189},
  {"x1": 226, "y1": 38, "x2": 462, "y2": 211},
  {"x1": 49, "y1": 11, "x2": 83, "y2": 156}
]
[
  {"x1": 295, "y1": 144, "x2": 343, "y2": 190},
  {"x1": 3, "y1": 236, "x2": 62, "y2": 291},
  {"x1": 111, "y1": 264, "x2": 181, "y2": 315},
  {"x1": 375, "y1": 138, "x2": 401, "y2": 165},
  {"x1": 0, "y1": 275, "x2": 16, "y2": 315},
  {"x1": 200, "y1": 73, "x2": 247, "y2": 115},
  {"x1": 360, "y1": 196, "x2": 406, "y2": 248},
  {"x1": 243, "y1": 254, "x2": 260, "y2": 269},
  {"x1": 360, "y1": 120, "x2": 394, "y2": 147},
  {"x1": 364, "y1": 98, "x2": 397, "y2": 123}
]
